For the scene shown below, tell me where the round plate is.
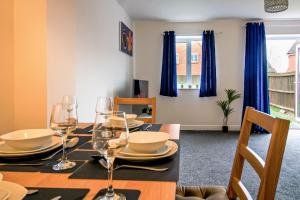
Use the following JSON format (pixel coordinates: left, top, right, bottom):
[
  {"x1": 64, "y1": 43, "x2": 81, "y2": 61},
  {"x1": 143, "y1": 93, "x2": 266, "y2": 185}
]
[
  {"x1": 0, "y1": 137, "x2": 62, "y2": 158},
  {"x1": 116, "y1": 140, "x2": 178, "y2": 161},
  {"x1": 119, "y1": 141, "x2": 172, "y2": 157},
  {"x1": 0, "y1": 181, "x2": 27, "y2": 200},
  {"x1": 0, "y1": 136, "x2": 60, "y2": 154},
  {"x1": 128, "y1": 120, "x2": 144, "y2": 129},
  {"x1": 0, "y1": 188, "x2": 10, "y2": 200}
]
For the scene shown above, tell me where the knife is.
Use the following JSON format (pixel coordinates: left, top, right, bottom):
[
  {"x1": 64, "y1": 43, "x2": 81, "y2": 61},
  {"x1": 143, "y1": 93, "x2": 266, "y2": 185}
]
[
  {"x1": 0, "y1": 163, "x2": 43, "y2": 166},
  {"x1": 50, "y1": 196, "x2": 62, "y2": 200}
]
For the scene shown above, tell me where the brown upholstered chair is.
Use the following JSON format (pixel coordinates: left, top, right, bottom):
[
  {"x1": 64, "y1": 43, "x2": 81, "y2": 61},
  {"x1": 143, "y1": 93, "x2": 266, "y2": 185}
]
[
  {"x1": 113, "y1": 97, "x2": 156, "y2": 123},
  {"x1": 176, "y1": 107, "x2": 290, "y2": 200}
]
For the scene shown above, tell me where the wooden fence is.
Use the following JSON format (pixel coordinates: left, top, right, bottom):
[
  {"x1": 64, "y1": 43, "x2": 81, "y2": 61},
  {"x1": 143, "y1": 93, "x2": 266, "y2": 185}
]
[{"x1": 268, "y1": 72, "x2": 295, "y2": 112}]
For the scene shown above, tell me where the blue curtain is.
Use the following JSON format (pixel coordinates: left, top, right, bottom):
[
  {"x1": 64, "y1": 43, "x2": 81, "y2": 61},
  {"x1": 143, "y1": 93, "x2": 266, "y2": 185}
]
[
  {"x1": 243, "y1": 22, "x2": 270, "y2": 133},
  {"x1": 160, "y1": 31, "x2": 178, "y2": 97},
  {"x1": 199, "y1": 31, "x2": 217, "y2": 97}
]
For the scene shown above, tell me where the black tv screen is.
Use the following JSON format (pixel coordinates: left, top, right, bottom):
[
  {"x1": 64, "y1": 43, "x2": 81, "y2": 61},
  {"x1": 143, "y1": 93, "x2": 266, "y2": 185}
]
[
  {"x1": 133, "y1": 79, "x2": 148, "y2": 98},
  {"x1": 132, "y1": 79, "x2": 149, "y2": 115}
]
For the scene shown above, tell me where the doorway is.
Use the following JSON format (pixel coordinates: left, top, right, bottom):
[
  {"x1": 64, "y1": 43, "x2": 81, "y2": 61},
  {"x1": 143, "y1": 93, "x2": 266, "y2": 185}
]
[
  {"x1": 267, "y1": 35, "x2": 300, "y2": 129},
  {"x1": 296, "y1": 45, "x2": 300, "y2": 122}
]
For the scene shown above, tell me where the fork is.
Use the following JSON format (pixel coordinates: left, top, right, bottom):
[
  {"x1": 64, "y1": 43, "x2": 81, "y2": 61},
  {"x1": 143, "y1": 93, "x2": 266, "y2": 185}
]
[
  {"x1": 99, "y1": 159, "x2": 168, "y2": 172},
  {"x1": 114, "y1": 164, "x2": 168, "y2": 171}
]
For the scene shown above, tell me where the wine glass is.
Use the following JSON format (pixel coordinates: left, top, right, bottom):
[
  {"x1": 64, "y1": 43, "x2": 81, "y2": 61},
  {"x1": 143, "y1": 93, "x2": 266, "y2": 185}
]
[
  {"x1": 92, "y1": 111, "x2": 129, "y2": 200},
  {"x1": 95, "y1": 97, "x2": 113, "y2": 114},
  {"x1": 50, "y1": 103, "x2": 77, "y2": 171}
]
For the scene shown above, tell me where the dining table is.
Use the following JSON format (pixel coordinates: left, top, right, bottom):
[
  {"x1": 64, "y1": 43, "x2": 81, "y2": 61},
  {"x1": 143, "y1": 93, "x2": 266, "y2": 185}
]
[{"x1": 1, "y1": 123, "x2": 180, "y2": 200}]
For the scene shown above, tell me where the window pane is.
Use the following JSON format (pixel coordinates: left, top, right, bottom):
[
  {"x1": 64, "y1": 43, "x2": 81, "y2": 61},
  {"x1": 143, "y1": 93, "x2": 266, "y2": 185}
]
[
  {"x1": 191, "y1": 41, "x2": 201, "y2": 88},
  {"x1": 176, "y1": 43, "x2": 187, "y2": 87}
]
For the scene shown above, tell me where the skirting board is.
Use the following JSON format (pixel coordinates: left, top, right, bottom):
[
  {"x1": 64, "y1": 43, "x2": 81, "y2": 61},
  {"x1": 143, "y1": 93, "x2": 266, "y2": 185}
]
[{"x1": 181, "y1": 125, "x2": 241, "y2": 131}]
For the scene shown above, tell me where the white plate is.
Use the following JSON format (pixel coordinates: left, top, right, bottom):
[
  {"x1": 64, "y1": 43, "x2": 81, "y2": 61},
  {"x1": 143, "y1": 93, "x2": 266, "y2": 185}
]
[
  {"x1": 0, "y1": 136, "x2": 60, "y2": 154},
  {"x1": 0, "y1": 137, "x2": 62, "y2": 158},
  {"x1": 0, "y1": 188, "x2": 10, "y2": 200},
  {"x1": 1, "y1": 129, "x2": 53, "y2": 151},
  {"x1": 116, "y1": 140, "x2": 178, "y2": 161},
  {"x1": 126, "y1": 114, "x2": 137, "y2": 120},
  {"x1": 0, "y1": 181, "x2": 27, "y2": 200},
  {"x1": 119, "y1": 141, "x2": 172, "y2": 157},
  {"x1": 128, "y1": 120, "x2": 144, "y2": 129}
]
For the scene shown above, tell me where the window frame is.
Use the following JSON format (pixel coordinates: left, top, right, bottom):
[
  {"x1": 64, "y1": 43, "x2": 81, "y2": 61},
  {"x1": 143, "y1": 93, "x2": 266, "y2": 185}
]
[{"x1": 176, "y1": 36, "x2": 202, "y2": 90}]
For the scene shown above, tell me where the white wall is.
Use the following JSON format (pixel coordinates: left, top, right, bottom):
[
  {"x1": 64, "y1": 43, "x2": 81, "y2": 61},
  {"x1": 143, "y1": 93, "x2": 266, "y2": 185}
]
[
  {"x1": 0, "y1": 0, "x2": 14, "y2": 134},
  {"x1": 75, "y1": 0, "x2": 133, "y2": 122},
  {"x1": 47, "y1": 0, "x2": 76, "y2": 122},
  {"x1": 134, "y1": 20, "x2": 246, "y2": 130},
  {"x1": 47, "y1": 0, "x2": 133, "y2": 122},
  {"x1": 265, "y1": 20, "x2": 300, "y2": 35}
]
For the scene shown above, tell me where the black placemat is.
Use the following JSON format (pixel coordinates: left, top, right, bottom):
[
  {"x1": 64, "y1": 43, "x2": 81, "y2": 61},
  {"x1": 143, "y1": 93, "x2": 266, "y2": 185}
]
[
  {"x1": 73, "y1": 125, "x2": 93, "y2": 134},
  {"x1": 77, "y1": 141, "x2": 92, "y2": 150},
  {"x1": 93, "y1": 189, "x2": 140, "y2": 200},
  {"x1": 131, "y1": 124, "x2": 162, "y2": 132},
  {"x1": 37, "y1": 160, "x2": 86, "y2": 173},
  {"x1": 67, "y1": 151, "x2": 97, "y2": 161},
  {"x1": 0, "y1": 136, "x2": 91, "y2": 173},
  {"x1": 24, "y1": 187, "x2": 89, "y2": 200},
  {"x1": 0, "y1": 165, "x2": 38, "y2": 172},
  {"x1": 69, "y1": 141, "x2": 180, "y2": 182}
]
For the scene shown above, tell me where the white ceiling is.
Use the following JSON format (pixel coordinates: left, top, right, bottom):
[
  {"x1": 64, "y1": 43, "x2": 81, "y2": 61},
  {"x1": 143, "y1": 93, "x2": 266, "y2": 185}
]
[{"x1": 117, "y1": 0, "x2": 300, "y2": 22}]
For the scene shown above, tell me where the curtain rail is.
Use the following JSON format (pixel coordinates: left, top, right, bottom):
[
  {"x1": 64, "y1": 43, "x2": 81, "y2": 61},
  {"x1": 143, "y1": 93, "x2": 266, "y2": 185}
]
[
  {"x1": 161, "y1": 32, "x2": 223, "y2": 36},
  {"x1": 242, "y1": 24, "x2": 300, "y2": 27}
]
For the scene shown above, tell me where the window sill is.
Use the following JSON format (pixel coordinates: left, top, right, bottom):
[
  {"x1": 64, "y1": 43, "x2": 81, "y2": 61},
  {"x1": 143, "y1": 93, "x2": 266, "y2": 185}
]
[{"x1": 178, "y1": 88, "x2": 199, "y2": 90}]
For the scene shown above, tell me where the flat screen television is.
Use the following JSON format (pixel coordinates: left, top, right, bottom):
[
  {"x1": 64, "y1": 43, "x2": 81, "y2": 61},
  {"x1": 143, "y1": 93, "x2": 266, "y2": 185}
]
[
  {"x1": 132, "y1": 79, "x2": 149, "y2": 116},
  {"x1": 133, "y1": 79, "x2": 148, "y2": 98}
]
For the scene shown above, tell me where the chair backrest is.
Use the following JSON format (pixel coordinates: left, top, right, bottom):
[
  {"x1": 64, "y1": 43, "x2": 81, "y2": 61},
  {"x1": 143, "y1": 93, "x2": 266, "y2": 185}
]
[
  {"x1": 113, "y1": 97, "x2": 156, "y2": 123},
  {"x1": 227, "y1": 107, "x2": 290, "y2": 200}
]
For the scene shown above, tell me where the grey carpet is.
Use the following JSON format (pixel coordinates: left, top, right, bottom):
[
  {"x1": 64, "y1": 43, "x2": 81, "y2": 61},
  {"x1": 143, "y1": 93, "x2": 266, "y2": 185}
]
[{"x1": 178, "y1": 130, "x2": 300, "y2": 200}]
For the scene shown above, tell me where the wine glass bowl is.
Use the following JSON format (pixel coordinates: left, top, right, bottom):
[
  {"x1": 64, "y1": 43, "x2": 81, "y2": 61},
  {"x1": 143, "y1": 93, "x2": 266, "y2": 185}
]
[
  {"x1": 62, "y1": 95, "x2": 78, "y2": 132},
  {"x1": 92, "y1": 111, "x2": 128, "y2": 200}
]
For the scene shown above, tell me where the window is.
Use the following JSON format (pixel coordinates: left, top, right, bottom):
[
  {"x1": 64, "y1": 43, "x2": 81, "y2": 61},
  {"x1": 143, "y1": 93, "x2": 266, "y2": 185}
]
[
  {"x1": 176, "y1": 54, "x2": 180, "y2": 64},
  {"x1": 191, "y1": 53, "x2": 199, "y2": 63},
  {"x1": 176, "y1": 36, "x2": 202, "y2": 89}
]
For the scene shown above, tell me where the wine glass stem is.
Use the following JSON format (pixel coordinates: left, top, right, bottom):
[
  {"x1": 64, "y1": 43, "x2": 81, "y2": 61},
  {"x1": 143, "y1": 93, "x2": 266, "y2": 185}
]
[
  {"x1": 106, "y1": 157, "x2": 115, "y2": 197},
  {"x1": 61, "y1": 134, "x2": 67, "y2": 161}
]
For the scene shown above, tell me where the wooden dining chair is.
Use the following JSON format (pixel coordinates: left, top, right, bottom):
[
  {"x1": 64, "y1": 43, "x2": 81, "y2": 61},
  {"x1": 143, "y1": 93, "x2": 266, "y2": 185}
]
[
  {"x1": 176, "y1": 107, "x2": 290, "y2": 200},
  {"x1": 113, "y1": 97, "x2": 156, "y2": 123}
]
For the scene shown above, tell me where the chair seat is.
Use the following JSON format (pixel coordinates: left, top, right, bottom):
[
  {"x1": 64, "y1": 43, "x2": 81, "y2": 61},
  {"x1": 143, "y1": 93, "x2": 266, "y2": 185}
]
[{"x1": 176, "y1": 185, "x2": 229, "y2": 200}]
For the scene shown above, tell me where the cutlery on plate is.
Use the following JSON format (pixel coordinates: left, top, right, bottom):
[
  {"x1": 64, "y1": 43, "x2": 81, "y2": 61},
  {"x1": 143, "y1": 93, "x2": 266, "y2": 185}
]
[
  {"x1": 50, "y1": 195, "x2": 62, "y2": 200},
  {"x1": 41, "y1": 137, "x2": 79, "y2": 161},
  {"x1": 99, "y1": 159, "x2": 168, "y2": 172},
  {"x1": 26, "y1": 189, "x2": 39, "y2": 195},
  {"x1": 0, "y1": 163, "x2": 43, "y2": 166}
]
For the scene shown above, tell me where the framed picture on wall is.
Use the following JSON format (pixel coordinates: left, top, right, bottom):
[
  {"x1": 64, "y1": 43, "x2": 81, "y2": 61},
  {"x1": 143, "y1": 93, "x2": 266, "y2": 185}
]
[{"x1": 119, "y1": 22, "x2": 133, "y2": 56}]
